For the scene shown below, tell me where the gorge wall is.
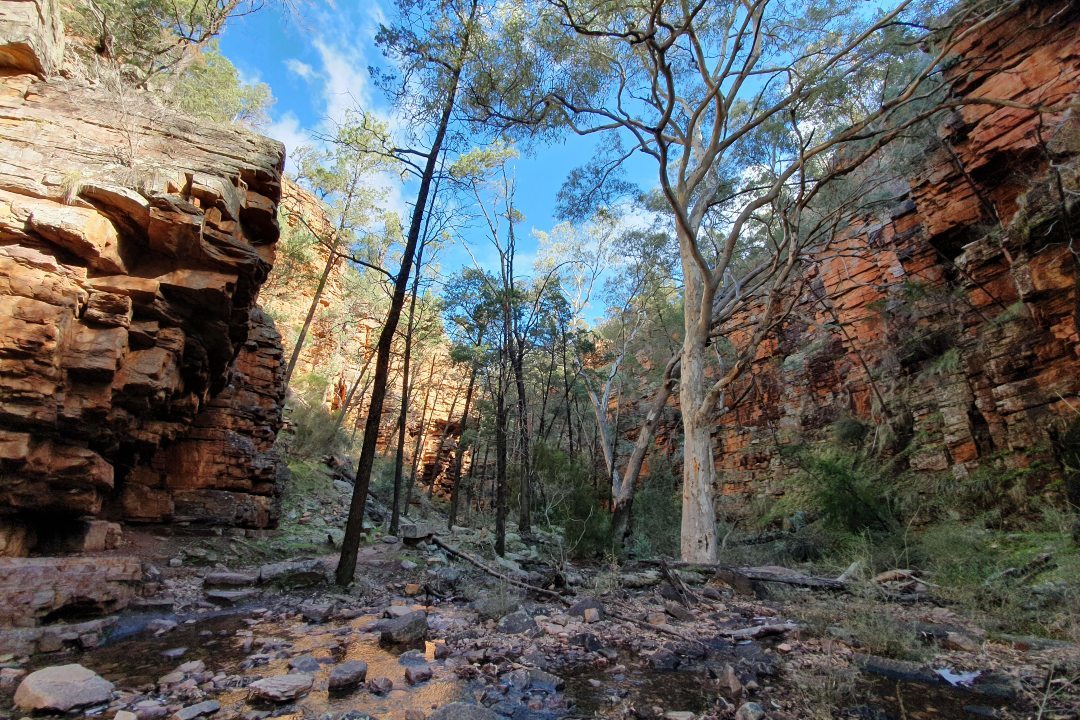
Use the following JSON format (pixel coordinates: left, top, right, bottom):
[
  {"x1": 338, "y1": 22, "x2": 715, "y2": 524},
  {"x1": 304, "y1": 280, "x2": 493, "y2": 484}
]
[
  {"x1": 0, "y1": 0, "x2": 288, "y2": 556},
  {"x1": 714, "y1": 1, "x2": 1080, "y2": 505}
]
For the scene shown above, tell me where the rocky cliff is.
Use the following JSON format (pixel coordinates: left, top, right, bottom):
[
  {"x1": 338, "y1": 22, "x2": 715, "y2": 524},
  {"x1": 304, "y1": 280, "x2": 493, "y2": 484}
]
[
  {"x1": 0, "y1": 0, "x2": 287, "y2": 553},
  {"x1": 714, "y1": 1, "x2": 1080, "y2": 505}
]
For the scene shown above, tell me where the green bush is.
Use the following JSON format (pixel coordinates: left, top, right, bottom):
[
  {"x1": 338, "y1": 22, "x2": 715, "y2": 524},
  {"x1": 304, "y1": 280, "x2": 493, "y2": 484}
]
[
  {"x1": 794, "y1": 447, "x2": 899, "y2": 535},
  {"x1": 284, "y1": 377, "x2": 350, "y2": 460},
  {"x1": 533, "y1": 443, "x2": 612, "y2": 559},
  {"x1": 629, "y1": 455, "x2": 681, "y2": 558}
]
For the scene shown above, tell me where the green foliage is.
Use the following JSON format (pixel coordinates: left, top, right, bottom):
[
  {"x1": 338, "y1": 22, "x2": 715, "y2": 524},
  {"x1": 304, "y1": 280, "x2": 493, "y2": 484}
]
[
  {"x1": 64, "y1": 0, "x2": 271, "y2": 127},
  {"x1": 171, "y1": 46, "x2": 272, "y2": 125},
  {"x1": 284, "y1": 378, "x2": 349, "y2": 460},
  {"x1": 791, "y1": 447, "x2": 900, "y2": 535},
  {"x1": 533, "y1": 443, "x2": 611, "y2": 559},
  {"x1": 628, "y1": 455, "x2": 681, "y2": 558}
]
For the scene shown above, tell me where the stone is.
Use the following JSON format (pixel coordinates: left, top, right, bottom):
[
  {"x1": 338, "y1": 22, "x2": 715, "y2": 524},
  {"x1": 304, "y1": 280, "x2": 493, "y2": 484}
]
[
  {"x1": 471, "y1": 594, "x2": 520, "y2": 620},
  {"x1": 13, "y1": 663, "x2": 114, "y2": 712},
  {"x1": 288, "y1": 654, "x2": 320, "y2": 673},
  {"x1": 0, "y1": 0, "x2": 65, "y2": 75},
  {"x1": 429, "y1": 702, "x2": 500, "y2": 720},
  {"x1": 203, "y1": 571, "x2": 257, "y2": 587},
  {"x1": 247, "y1": 673, "x2": 314, "y2": 702},
  {"x1": 735, "y1": 702, "x2": 767, "y2": 720},
  {"x1": 171, "y1": 700, "x2": 221, "y2": 720},
  {"x1": 0, "y1": 667, "x2": 26, "y2": 690},
  {"x1": 300, "y1": 601, "x2": 333, "y2": 623},
  {"x1": 132, "y1": 699, "x2": 169, "y2": 720},
  {"x1": 205, "y1": 589, "x2": 257, "y2": 605},
  {"x1": 568, "y1": 597, "x2": 604, "y2": 618},
  {"x1": 161, "y1": 647, "x2": 187, "y2": 660},
  {"x1": 379, "y1": 610, "x2": 427, "y2": 645},
  {"x1": 583, "y1": 607, "x2": 601, "y2": 623},
  {"x1": 404, "y1": 663, "x2": 432, "y2": 685},
  {"x1": 366, "y1": 676, "x2": 393, "y2": 695},
  {"x1": 0, "y1": 556, "x2": 142, "y2": 627},
  {"x1": 496, "y1": 610, "x2": 538, "y2": 635},
  {"x1": 404, "y1": 582, "x2": 422, "y2": 596},
  {"x1": 116, "y1": 712, "x2": 138, "y2": 720},
  {"x1": 944, "y1": 632, "x2": 980, "y2": 652},
  {"x1": 665, "y1": 713, "x2": 695, "y2": 720},
  {"x1": 327, "y1": 660, "x2": 368, "y2": 691},
  {"x1": 258, "y1": 559, "x2": 327, "y2": 587}
]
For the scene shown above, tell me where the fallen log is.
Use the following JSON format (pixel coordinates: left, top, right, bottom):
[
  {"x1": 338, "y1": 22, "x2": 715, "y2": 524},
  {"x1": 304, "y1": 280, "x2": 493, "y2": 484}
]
[
  {"x1": 648, "y1": 561, "x2": 851, "y2": 593},
  {"x1": 719, "y1": 621, "x2": 799, "y2": 640},
  {"x1": 430, "y1": 536, "x2": 569, "y2": 604}
]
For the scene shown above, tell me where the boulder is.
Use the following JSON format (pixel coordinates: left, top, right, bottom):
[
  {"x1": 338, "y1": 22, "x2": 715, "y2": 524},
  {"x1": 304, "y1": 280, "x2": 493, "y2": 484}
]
[
  {"x1": 258, "y1": 559, "x2": 327, "y2": 587},
  {"x1": 379, "y1": 610, "x2": 427, "y2": 645},
  {"x1": 13, "y1": 663, "x2": 114, "y2": 712},
  {"x1": 327, "y1": 660, "x2": 368, "y2": 691},
  {"x1": 247, "y1": 673, "x2": 314, "y2": 702},
  {"x1": 496, "y1": 610, "x2": 538, "y2": 635}
]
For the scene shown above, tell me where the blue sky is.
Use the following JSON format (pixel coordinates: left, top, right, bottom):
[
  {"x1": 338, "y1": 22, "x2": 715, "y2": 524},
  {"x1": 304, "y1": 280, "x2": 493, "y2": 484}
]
[{"x1": 218, "y1": 2, "x2": 648, "y2": 293}]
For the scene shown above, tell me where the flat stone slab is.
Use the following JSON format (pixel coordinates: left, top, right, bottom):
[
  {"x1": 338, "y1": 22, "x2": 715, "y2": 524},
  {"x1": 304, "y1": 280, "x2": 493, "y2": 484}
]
[{"x1": 14, "y1": 664, "x2": 114, "y2": 712}]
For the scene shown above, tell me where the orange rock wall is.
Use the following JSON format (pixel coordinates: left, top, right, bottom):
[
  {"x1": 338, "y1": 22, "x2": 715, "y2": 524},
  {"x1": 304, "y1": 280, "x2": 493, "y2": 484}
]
[
  {"x1": 713, "y1": 1, "x2": 1080, "y2": 500},
  {"x1": 0, "y1": 3, "x2": 287, "y2": 539}
]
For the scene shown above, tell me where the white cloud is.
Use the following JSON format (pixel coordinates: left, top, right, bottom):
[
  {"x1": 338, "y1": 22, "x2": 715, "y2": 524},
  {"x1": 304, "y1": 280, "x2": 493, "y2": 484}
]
[
  {"x1": 313, "y1": 38, "x2": 370, "y2": 126},
  {"x1": 267, "y1": 112, "x2": 308, "y2": 172},
  {"x1": 285, "y1": 58, "x2": 315, "y2": 81}
]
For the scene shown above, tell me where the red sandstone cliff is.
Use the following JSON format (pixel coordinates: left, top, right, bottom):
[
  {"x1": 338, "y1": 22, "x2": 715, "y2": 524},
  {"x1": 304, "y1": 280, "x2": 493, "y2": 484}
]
[
  {"x1": 712, "y1": 1, "x2": 1080, "y2": 502},
  {"x1": 0, "y1": 0, "x2": 287, "y2": 550}
]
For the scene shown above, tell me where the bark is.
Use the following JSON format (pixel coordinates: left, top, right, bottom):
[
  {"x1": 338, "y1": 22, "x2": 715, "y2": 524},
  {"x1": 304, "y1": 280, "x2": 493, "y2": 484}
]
[
  {"x1": 335, "y1": 0, "x2": 478, "y2": 587},
  {"x1": 494, "y1": 349, "x2": 509, "y2": 556},
  {"x1": 611, "y1": 354, "x2": 679, "y2": 550},
  {"x1": 331, "y1": 350, "x2": 375, "y2": 435},
  {"x1": 511, "y1": 342, "x2": 532, "y2": 534},
  {"x1": 679, "y1": 255, "x2": 718, "y2": 563},
  {"x1": 390, "y1": 252, "x2": 425, "y2": 535},
  {"x1": 404, "y1": 357, "x2": 439, "y2": 516},
  {"x1": 283, "y1": 243, "x2": 336, "y2": 389},
  {"x1": 447, "y1": 366, "x2": 478, "y2": 529}
]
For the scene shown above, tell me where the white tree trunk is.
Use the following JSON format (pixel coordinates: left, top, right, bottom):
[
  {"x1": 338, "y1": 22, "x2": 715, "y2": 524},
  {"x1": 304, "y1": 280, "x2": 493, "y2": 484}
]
[{"x1": 679, "y1": 244, "x2": 718, "y2": 563}]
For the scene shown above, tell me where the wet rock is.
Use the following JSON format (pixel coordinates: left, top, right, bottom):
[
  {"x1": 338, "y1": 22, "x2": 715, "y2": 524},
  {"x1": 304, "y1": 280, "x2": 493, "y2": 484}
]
[
  {"x1": 649, "y1": 649, "x2": 680, "y2": 670},
  {"x1": 571, "y1": 633, "x2": 602, "y2": 652},
  {"x1": 429, "y1": 702, "x2": 500, "y2": 720},
  {"x1": 366, "y1": 676, "x2": 393, "y2": 695},
  {"x1": 328, "y1": 660, "x2": 368, "y2": 691},
  {"x1": 257, "y1": 559, "x2": 327, "y2": 587},
  {"x1": 736, "y1": 702, "x2": 767, "y2": 720},
  {"x1": 248, "y1": 673, "x2": 313, "y2": 702},
  {"x1": 148, "y1": 619, "x2": 178, "y2": 634},
  {"x1": 496, "y1": 610, "x2": 538, "y2": 635},
  {"x1": 404, "y1": 663, "x2": 432, "y2": 685},
  {"x1": 172, "y1": 700, "x2": 221, "y2": 720},
  {"x1": 205, "y1": 589, "x2": 258, "y2": 605},
  {"x1": 14, "y1": 663, "x2": 114, "y2": 712},
  {"x1": 379, "y1": 610, "x2": 427, "y2": 645}
]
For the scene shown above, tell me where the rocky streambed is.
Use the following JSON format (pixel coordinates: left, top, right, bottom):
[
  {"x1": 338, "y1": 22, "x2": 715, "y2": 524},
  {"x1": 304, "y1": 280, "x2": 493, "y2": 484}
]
[{"x1": 1, "y1": 531, "x2": 1077, "y2": 720}]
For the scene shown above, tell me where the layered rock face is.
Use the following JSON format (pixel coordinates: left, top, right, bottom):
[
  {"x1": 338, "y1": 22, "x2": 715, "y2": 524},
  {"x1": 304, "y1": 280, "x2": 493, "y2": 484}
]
[
  {"x1": 715, "y1": 1, "x2": 1080, "y2": 499},
  {"x1": 0, "y1": 2, "x2": 287, "y2": 545}
]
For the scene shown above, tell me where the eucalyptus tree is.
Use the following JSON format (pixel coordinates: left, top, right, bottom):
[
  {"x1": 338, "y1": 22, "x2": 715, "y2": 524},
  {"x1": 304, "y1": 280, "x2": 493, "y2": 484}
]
[
  {"x1": 280, "y1": 119, "x2": 395, "y2": 390},
  {"x1": 471, "y1": 0, "x2": 1023, "y2": 562},
  {"x1": 337, "y1": 0, "x2": 485, "y2": 587}
]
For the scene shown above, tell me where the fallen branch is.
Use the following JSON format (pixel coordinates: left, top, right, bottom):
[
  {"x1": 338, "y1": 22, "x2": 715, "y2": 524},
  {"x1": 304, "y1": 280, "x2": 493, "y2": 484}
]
[
  {"x1": 651, "y1": 561, "x2": 851, "y2": 592},
  {"x1": 605, "y1": 598, "x2": 707, "y2": 648},
  {"x1": 718, "y1": 621, "x2": 799, "y2": 640},
  {"x1": 430, "y1": 536, "x2": 569, "y2": 604}
]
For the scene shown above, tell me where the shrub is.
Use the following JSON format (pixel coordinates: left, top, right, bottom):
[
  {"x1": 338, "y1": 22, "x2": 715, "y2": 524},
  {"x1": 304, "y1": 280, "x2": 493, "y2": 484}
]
[
  {"x1": 629, "y1": 455, "x2": 681, "y2": 558},
  {"x1": 794, "y1": 447, "x2": 899, "y2": 535},
  {"x1": 284, "y1": 377, "x2": 349, "y2": 460},
  {"x1": 533, "y1": 443, "x2": 611, "y2": 559}
]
